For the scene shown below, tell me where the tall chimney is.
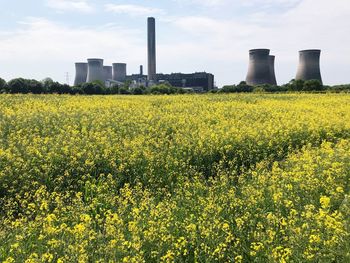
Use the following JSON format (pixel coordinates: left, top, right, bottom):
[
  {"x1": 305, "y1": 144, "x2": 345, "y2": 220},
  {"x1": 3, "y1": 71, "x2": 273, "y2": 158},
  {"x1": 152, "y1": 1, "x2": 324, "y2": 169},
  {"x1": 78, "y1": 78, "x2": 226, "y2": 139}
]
[
  {"x1": 269, "y1": 55, "x2": 277, "y2": 86},
  {"x1": 246, "y1": 49, "x2": 272, "y2": 86},
  {"x1": 140, "y1": 65, "x2": 143, "y2": 76},
  {"x1": 74, "y1": 62, "x2": 88, "y2": 86},
  {"x1": 87, "y1": 58, "x2": 104, "y2": 83},
  {"x1": 296, "y1": 49, "x2": 322, "y2": 84},
  {"x1": 147, "y1": 17, "x2": 156, "y2": 83}
]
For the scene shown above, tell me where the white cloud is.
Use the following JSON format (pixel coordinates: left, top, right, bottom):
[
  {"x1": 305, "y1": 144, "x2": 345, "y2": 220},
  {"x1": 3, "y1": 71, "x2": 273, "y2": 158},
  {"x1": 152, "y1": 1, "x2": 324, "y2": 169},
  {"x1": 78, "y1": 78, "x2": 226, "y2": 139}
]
[
  {"x1": 105, "y1": 4, "x2": 165, "y2": 16},
  {"x1": 1, "y1": 0, "x2": 349, "y2": 87},
  {"x1": 0, "y1": 17, "x2": 145, "y2": 83},
  {"x1": 46, "y1": 0, "x2": 94, "y2": 13},
  {"x1": 175, "y1": 0, "x2": 301, "y2": 8},
  {"x1": 166, "y1": 0, "x2": 350, "y2": 86},
  {"x1": 173, "y1": 0, "x2": 228, "y2": 7},
  {"x1": 190, "y1": 0, "x2": 228, "y2": 6},
  {"x1": 242, "y1": 0, "x2": 301, "y2": 7}
]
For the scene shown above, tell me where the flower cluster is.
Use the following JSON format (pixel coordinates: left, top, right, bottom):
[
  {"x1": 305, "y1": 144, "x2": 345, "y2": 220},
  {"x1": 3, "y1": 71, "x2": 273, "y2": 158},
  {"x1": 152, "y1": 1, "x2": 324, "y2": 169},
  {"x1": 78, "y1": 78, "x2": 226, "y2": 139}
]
[{"x1": 0, "y1": 94, "x2": 350, "y2": 262}]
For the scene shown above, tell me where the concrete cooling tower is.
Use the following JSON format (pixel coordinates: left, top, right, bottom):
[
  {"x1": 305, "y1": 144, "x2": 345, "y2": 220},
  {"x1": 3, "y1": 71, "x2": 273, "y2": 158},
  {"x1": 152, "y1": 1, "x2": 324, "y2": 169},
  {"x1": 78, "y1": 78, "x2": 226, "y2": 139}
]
[
  {"x1": 296, "y1": 49, "x2": 322, "y2": 84},
  {"x1": 246, "y1": 49, "x2": 274, "y2": 86},
  {"x1": 74, "y1": 62, "x2": 88, "y2": 86},
  {"x1": 112, "y1": 63, "x2": 127, "y2": 82},
  {"x1": 87, "y1": 58, "x2": 104, "y2": 83},
  {"x1": 103, "y1": 66, "x2": 113, "y2": 81},
  {"x1": 269, "y1": 55, "x2": 277, "y2": 86},
  {"x1": 147, "y1": 17, "x2": 156, "y2": 83}
]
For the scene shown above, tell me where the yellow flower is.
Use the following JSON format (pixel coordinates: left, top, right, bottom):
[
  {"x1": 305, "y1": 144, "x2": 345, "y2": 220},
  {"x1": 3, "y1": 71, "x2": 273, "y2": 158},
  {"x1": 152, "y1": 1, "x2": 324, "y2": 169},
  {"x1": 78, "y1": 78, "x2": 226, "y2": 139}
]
[
  {"x1": 73, "y1": 223, "x2": 86, "y2": 236},
  {"x1": 42, "y1": 252, "x2": 54, "y2": 262},
  {"x1": 320, "y1": 196, "x2": 331, "y2": 209},
  {"x1": 3, "y1": 257, "x2": 15, "y2": 263},
  {"x1": 235, "y1": 255, "x2": 243, "y2": 263}
]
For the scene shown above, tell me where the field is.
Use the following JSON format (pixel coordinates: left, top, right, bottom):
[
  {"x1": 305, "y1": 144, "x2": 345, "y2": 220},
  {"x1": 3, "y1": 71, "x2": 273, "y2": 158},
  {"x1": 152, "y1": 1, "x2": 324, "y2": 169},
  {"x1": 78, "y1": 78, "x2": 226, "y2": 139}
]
[{"x1": 0, "y1": 94, "x2": 349, "y2": 262}]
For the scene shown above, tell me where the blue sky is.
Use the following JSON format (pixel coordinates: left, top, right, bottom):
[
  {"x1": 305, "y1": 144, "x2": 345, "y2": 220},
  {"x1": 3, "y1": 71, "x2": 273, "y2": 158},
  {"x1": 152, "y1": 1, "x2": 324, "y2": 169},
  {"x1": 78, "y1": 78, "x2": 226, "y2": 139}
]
[{"x1": 0, "y1": 0, "x2": 349, "y2": 87}]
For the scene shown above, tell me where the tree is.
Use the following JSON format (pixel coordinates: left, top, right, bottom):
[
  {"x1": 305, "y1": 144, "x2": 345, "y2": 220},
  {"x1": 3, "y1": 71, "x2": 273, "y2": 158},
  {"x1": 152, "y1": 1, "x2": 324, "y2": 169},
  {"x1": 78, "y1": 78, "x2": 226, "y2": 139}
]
[
  {"x1": 131, "y1": 87, "x2": 144, "y2": 95},
  {"x1": 118, "y1": 87, "x2": 131, "y2": 95},
  {"x1": 7, "y1": 78, "x2": 28, "y2": 93},
  {"x1": 220, "y1": 85, "x2": 236, "y2": 93},
  {"x1": 28, "y1": 79, "x2": 43, "y2": 94},
  {"x1": 91, "y1": 81, "x2": 105, "y2": 95},
  {"x1": 0, "y1": 78, "x2": 7, "y2": 92},
  {"x1": 109, "y1": 85, "x2": 119, "y2": 95},
  {"x1": 82, "y1": 83, "x2": 96, "y2": 95},
  {"x1": 60, "y1": 84, "x2": 72, "y2": 94},
  {"x1": 41, "y1": 78, "x2": 54, "y2": 93},
  {"x1": 70, "y1": 86, "x2": 83, "y2": 95},
  {"x1": 258, "y1": 84, "x2": 287, "y2": 93},
  {"x1": 328, "y1": 84, "x2": 350, "y2": 92},
  {"x1": 146, "y1": 83, "x2": 188, "y2": 95},
  {"x1": 303, "y1": 79, "x2": 324, "y2": 91},
  {"x1": 236, "y1": 81, "x2": 254, "y2": 92},
  {"x1": 287, "y1": 79, "x2": 304, "y2": 91},
  {"x1": 220, "y1": 82, "x2": 253, "y2": 93}
]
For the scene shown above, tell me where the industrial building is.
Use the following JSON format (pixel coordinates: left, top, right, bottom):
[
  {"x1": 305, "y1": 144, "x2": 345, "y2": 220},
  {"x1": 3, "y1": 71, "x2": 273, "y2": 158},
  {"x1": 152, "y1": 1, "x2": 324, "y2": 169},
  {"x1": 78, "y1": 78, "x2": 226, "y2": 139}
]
[
  {"x1": 103, "y1": 66, "x2": 112, "y2": 82},
  {"x1": 74, "y1": 63, "x2": 88, "y2": 86},
  {"x1": 147, "y1": 17, "x2": 157, "y2": 84},
  {"x1": 246, "y1": 49, "x2": 277, "y2": 86},
  {"x1": 87, "y1": 58, "x2": 104, "y2": 83},
  {"x1": 73, "y1": 17, "x2": 215, "y2": 92},
  {"x1": 269, "y1": 55, "x2": 277, "y2": 86},
  {"x1": 112, "y1": 63, "x2": 127, "y2": 82},
  {"x1": 244, "y1": 48, "x2": 323, "y2": 87},
  {"x1": 296, "y1": 49, "x2": 322, "y2": 84},
  {"x1": 71, "y1": 15, "x2": 328, "y2": 91},
  {"x1": 125, "y1": 72, "x2": 214, "y2": 92},
  {"x1": 157, "y1": 72, "x2": 214, "y2": 92}
]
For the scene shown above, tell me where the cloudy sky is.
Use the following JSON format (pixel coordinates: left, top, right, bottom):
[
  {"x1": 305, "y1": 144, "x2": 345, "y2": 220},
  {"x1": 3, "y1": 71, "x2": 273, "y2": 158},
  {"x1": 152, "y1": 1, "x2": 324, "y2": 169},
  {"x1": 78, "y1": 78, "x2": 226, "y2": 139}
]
[{"x1": 0, "y1": 0, "x2": 349, "y2": 87}]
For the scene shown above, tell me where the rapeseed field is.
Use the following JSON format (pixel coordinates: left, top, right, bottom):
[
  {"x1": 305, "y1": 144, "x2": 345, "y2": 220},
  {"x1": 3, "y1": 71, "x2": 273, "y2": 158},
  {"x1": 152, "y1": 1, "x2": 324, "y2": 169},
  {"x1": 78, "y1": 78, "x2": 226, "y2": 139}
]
[{"x1": 0, "y1": 94, "x2": 349, "y2": 262}]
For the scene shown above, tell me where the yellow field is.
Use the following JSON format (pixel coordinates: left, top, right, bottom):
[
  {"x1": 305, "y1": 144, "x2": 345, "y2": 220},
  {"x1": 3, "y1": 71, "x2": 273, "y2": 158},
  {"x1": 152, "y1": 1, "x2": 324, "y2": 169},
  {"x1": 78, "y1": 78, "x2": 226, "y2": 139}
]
[{"x1": 0, "y1": 94, "x2": 349, "y2": 262}]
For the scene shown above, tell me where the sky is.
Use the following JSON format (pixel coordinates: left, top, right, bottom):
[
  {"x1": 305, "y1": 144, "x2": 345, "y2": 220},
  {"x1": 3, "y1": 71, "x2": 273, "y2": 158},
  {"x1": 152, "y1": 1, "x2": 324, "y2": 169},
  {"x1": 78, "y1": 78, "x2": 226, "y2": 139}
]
[{"x1": 0, "y1": 0, "x2": 349, "y2": 87}]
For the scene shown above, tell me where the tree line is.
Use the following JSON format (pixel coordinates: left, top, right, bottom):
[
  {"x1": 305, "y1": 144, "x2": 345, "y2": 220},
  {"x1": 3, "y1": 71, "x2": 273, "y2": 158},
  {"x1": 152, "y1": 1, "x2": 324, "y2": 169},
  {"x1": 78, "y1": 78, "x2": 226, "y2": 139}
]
[
  {"x1": 219, "y1": 79, "x2": 350, "y2": 93},
  {"x1": 0, "y1": 78, "x2": 188, "y2": 95},
  {"x1": 1, "y1": 77, "x2": 350, "y2": 95}
]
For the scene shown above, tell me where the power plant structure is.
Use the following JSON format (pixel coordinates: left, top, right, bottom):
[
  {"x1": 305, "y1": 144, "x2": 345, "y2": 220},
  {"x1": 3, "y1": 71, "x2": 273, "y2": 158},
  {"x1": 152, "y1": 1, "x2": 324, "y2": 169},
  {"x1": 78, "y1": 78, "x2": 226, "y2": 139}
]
[
  {"x1": 103, "y1": 66, "x2": 112, "y2": 82},
  {"x1": 87, "y1": 58, "x2": 104, "y2": 83},
  {"x1": 126, "y1": 72, "x2": 214, "y2": 92},
  {"x1": 246, "y1": 49, "x2": 277, "y2": 86},
  {"x1": 140, "y1": 65, "x2": 143, "y2": 76},
  {"x1": 73, "y1": 17, "x2": 216, "y2": 91},
  {"x1": 269, "y1": 55, "x2": 277, "y2": 86},
  {"x1": 112, "y1": 63, "x2": 127, "y2": 82},
  {"x1": 157, "y1": 73, "x2": 214, "y2": 92},
  {"x1": 74, "y1": 63, "x2": 88, "y2": 86},
  {"x1": 147, "y1": 17, "x2": 157, "y2": 84},
  {"x1": 73, "y1": 16, "x2": 326, "y2": 90},
  {"x1": 295, "y1": 49, "x2": 322, "y2": 84}
]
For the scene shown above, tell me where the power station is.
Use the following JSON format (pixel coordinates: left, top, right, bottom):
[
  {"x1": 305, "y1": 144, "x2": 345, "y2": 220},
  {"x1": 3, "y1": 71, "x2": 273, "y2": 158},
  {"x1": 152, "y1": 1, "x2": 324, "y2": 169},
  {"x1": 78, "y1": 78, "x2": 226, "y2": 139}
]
[
  {"x1": 246, "y1": 49, "x2": 273, "y2": 86},
  {"x1": 147, "y1": 17, "x2": 157, "y2": 84},
  {"x1": 112, "y1": 63, "x2": 127, "y2": 82},
  {"x1": 87, "y1": 58, "x2": 104, "y2": 83},
  {"x1": 103, "y1": 66, "x2": 112, "y2": 82},
  {"x1": 73, "y1": 17, "x2": 215, "y2": 91},
  {"x1": 245, "y1": 48, "x2": 323, "y2": 86},
  {"x1": 73, "y1": 17, "x2": 324, "y2": 90},
  {"x1": 74, "y1": 63, "x2": 88, "y2": 86},
  {"x1": 246, "y1": 49, "x2": 278, "y2": 86},
  {"x1": 296, "y1": 49, "x2": 322, "y2": 84},
  {"x1": 269, "y1": 55, "x2": 277, "y2": 86}
]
